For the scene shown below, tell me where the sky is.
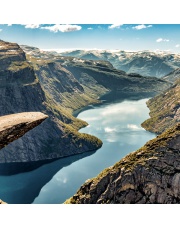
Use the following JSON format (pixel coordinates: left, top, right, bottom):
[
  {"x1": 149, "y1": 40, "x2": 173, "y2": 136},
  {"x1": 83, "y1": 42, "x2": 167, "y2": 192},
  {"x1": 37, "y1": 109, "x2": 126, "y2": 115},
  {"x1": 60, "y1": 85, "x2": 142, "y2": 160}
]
[{"x1": 1, "y1": 24, "x2": 180, "y2": 53}]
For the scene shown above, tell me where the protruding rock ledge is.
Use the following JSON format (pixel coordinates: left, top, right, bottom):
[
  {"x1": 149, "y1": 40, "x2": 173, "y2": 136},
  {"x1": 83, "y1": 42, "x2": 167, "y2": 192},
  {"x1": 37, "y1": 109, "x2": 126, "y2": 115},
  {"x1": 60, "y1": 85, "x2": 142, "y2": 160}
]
[{"x1": 0, "y1": 112, "x2": 48, "y2": 150}]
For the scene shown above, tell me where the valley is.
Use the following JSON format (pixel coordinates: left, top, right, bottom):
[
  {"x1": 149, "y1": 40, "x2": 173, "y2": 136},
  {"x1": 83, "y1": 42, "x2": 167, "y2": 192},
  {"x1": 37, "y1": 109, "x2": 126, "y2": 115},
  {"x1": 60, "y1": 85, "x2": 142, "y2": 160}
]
[{"x1": 0, "y1": 35, "x2": 179, "y2": 204}]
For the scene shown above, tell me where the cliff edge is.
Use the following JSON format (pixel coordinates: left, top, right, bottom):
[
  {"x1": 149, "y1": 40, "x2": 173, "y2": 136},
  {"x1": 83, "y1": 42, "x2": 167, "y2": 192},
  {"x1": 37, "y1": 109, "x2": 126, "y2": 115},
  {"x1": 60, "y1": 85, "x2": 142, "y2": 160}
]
[
  {"x1": 0, "y1": 112, "x2": 48, "y2": 149},
  {"x1": 65, "y1": 123, "x2": 180, "y2": 204}
]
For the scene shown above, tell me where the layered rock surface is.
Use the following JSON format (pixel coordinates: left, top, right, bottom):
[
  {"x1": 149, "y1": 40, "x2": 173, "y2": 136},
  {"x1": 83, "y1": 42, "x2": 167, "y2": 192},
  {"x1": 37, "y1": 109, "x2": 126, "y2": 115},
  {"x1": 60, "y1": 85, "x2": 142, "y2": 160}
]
[
  {"x1": 0, "y1": 40, "x2": 102, "y2": 163},
  {"x1": 65, "y1": 123, "x2": 180, "y2": 204},
  {"x1": 0, "y1": 112, "x2": 48, "y2": 149}
]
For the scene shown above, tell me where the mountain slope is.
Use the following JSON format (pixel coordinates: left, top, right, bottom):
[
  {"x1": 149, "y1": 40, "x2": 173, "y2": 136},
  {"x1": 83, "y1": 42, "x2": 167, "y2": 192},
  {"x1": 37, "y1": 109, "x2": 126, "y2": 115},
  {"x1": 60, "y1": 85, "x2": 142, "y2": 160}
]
[
  {"x1": 142, "y1": 78, "x2": 180, "y2": 134},
  {"x1": 22, "y1": 45, "x2": 171, "y2": 105},
  {"x1": 0, "y1": 40, "x2": 102, "y2": 163},
  {"x1": 163, "y1": 68, "x2": 180, "y2": 84},
  {"x1": 59, "y1": 49, "x2": 180, "y2": 77},
  {"x1": 27, "y1": 56, "x2": 108, "y2": 113},
  {"x1": 62, "y1": 58, "x2": 171, "y2": 94},
  {"x1": 65, "y1": 123, "x2": 180, "y2": 204}
]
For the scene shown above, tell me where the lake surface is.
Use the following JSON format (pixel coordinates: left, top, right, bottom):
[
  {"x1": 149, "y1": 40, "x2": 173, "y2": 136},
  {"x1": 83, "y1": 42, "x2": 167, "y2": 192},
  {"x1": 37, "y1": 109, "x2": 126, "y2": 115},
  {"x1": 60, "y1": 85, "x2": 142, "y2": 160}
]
[{"x1": 0, "y1": 97, "x2": 156, "y2": 204}]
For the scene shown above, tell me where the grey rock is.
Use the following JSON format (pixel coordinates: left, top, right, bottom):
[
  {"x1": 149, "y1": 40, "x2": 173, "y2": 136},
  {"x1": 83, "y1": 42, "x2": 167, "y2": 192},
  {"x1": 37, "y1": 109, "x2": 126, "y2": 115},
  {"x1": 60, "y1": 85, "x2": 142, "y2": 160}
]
[
  {"x1": 0, "y1": 112, "x2": 48, "y2": 149},
  {"x1": 65, "y1": 123, "x2": 180, "y2": 204}
]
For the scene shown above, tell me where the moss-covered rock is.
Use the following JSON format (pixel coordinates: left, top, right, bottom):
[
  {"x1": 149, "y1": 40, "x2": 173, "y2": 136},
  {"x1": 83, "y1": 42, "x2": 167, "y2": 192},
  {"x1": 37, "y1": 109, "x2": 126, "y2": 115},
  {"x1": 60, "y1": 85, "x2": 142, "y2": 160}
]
[
  {"x1": 142, "y1": 78, "x2": 180, "y2": 134},
  {"x1": 65, "y1": 123, "x2": 180, "y2": 204}
]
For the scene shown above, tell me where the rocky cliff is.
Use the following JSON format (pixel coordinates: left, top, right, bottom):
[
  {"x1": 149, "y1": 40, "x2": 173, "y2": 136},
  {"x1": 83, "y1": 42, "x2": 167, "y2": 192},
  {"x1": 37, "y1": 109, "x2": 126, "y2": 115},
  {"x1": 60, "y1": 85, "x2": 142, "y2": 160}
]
[
  {"x1": 60, "y1": 58, "x2": 171, "y2": 94},
  {"x1": 21, "y1": 45, "x2": 171, "y2": 96},
  {"x1": 27, "y1": 57, "x2": 107, "y2": 113},
  {"x1": 0, "y1": 40, "x2": 102, "y2": 163},
  {"x1": 142, "y1": 78, "x2": 180, "y2": 134},
  {"x1": 0, "y1": 112, "x2": 48, "y2": 149},
  {"x1": 0, "y1": 111, "x2": 48, "y2": 204},
  {"x1": 65, "y1": 123, "x2": 180, "y2": 204}
]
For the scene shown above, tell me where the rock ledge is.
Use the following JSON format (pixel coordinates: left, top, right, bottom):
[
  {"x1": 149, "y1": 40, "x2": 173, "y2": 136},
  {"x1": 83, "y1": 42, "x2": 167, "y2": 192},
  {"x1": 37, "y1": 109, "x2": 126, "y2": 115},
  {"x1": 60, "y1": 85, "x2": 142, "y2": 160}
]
[{"x1": 0, "y1": 112, "x2": 48, "y2": 150}]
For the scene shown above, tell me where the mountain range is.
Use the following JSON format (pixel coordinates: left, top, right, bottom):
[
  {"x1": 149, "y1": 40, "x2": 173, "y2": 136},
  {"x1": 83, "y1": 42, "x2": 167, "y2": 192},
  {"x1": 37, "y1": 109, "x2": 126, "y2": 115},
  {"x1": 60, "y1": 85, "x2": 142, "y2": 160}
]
[{"x1": 54, "y1": 49, "x2": 180, "y2": 78}]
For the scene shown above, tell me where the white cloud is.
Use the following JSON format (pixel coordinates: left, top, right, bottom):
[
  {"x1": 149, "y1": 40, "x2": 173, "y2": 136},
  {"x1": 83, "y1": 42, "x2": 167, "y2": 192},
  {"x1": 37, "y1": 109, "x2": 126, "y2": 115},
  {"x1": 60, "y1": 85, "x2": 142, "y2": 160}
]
[
  {"x1": 104, "y1": 127, "x2": 116, "y2": 133},
  {"x1": 108, "y1": 24, "x2": 123, "y2": 29},
  {"x1": 127, "y1": 124, "x2": 142, "y2": 130},
  {"x1": 24, "y1": 24, "x2": 40, "y2": 29},
  {"x1": 175, "y1": 44, "x2": 180, "y2": 48},
  {"x1": 156, "y1": 38, "x2": 169, "y2": 42},
  {"x1": 7, "y1": 24, "x2": 12, "y2": 26},
  {"x1": 40, "y1": 24, "x2": 82, "y2": 33},
  {"x1": 0, "y1": 29, "x2": 2, "y2": 32},
  {"x1": 87, "y1": 27, "x2": 93, "y2": 30},
  {"x1": 133, "y1": 24, "x2": 152, "y2": 30}
]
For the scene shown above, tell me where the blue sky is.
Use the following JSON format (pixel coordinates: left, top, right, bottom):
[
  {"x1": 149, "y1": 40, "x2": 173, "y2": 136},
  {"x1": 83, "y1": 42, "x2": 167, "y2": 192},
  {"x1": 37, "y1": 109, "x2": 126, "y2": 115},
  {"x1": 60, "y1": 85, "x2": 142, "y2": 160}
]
[{"x1": 0, "y1": 24, "x2": 180, "y2": 52}]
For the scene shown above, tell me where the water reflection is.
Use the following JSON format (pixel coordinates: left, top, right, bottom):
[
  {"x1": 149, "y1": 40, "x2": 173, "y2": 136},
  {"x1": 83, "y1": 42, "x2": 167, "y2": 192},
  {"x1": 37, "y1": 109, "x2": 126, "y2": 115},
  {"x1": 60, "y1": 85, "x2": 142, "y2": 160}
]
[
  {"x1": 0, "y1": 92, "x2": 156, "y2": 204},
  {"x1": 0, "y1": 151, "x2": 96, "y2": 204},
  {"x1": 33, "y1": 97, "x2": 156, "y2": 204}
]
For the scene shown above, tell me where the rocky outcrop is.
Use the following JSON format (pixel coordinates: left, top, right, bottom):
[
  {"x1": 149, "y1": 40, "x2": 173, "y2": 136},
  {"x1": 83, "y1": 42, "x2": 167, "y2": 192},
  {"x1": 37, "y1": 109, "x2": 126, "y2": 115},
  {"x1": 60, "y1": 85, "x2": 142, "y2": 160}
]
[
  {"x1": 0, "y1": 112, "x2": 48, "y2": 149},
  {"x1": 65, "y1": 123, "x2": 180, "y2": 204},
  {"x1": 0, "y1": 40, "x2": 102, "y2": 163},
  {"x1": 0, "y1": 111, "x2": 48, "y2": 205},
  {"x1": 142, "y1": 79, "x2": 180, "y2": 134}
]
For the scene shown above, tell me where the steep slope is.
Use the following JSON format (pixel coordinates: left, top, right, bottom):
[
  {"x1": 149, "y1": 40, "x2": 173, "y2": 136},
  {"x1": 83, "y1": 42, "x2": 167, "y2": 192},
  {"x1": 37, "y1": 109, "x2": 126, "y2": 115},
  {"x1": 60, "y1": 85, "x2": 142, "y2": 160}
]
[
  {"x1": 0, "y1": 40, "x2": 102, "y2": 163},
  {"x1": 65, "y1": 123, "x2": 180, "y2": 204},
  {"x1": 62, "y1": 58, "x2": 170, "y2": 94},
  {"x1": 21, "y1": 45, "x2": 171, "y2": 106},
  {"x1": 27, "y1": 56, "x2": 108, "y2": 113},
  {"x1": 142, "y1": 79, "x2": 180, "y2": 134},
  {"x1": 59, "y1": 49, "x2": 180, "y2": 77},
  {"x1": 163, "y1": 68, "x2": 180, "y2": 84}
]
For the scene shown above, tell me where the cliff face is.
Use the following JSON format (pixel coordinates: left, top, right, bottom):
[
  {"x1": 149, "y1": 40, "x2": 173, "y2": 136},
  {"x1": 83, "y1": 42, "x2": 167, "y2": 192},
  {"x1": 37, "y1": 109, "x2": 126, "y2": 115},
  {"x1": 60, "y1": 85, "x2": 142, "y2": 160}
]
[
  {"x1": 142, "y1": 79, "x2": 180, "y2": 134},
  {"x1": 63, "y1": 59, "x2": 171, "y2": 94},
  {"x1": 29, "y1": 58, "x2": 106, "y2": 113},
  {"x1": 21, "y1": 45, "x2": 171, "y2": 96},
  {"x1": 0, "y1": 40, "x2": 102, "y2": 163},
  {"x1": 65, "y1": 123, "x2": 180, "y2": 204}
]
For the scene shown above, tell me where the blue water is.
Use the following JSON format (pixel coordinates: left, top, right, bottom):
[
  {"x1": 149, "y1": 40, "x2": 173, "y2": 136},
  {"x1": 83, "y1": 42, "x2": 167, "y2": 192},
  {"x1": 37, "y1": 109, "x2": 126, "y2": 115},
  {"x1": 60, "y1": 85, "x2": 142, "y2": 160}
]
[{"x1": 0, "y1": 98, "x2": 156, "y2": 204}]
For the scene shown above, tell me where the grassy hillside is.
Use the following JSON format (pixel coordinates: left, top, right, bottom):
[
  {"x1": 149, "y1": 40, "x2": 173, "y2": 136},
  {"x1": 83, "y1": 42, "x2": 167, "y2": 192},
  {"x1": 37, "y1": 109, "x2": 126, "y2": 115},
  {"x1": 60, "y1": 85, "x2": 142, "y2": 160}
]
[{"x1": 142, "y1": 79, "x2": 180, "y2": 134}]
